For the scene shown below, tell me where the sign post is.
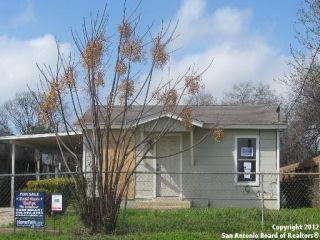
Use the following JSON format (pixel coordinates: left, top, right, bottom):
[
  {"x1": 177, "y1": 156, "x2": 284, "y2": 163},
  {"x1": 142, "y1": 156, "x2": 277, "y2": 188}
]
[
  {"x1": 14, "y1": 191, "x2": 45, "y2": 229},
  {"x1": 51, "y1": 193, "x2": 63, "y2": 233}
]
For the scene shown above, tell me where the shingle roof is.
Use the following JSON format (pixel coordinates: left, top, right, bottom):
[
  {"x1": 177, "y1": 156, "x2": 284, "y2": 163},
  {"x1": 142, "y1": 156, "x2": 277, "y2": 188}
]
[{"x1": 81, "y1": 104, "x2": 286, "y2": 127}]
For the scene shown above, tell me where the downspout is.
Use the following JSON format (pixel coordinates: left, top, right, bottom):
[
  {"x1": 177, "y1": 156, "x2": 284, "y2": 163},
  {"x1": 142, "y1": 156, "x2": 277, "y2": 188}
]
[{"x1": 10, "y1": 143, "x2": 15, "y2": 207}]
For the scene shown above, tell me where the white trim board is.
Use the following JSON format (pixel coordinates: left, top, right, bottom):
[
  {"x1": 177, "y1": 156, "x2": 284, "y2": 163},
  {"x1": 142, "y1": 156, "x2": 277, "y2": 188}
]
[
  {"x1": 84, "y1": 123, "x2": 287, "y2": 130},
  {"x1": 153, "y1": 141, "x2": 157, "y2": 198},
  {"x1": 0, "y1": 132, "x2": 82, "y2": 141},
  {"x1": 205, "y1": 124, "x2": 287, "y2": 130},
  {"x1": 137, "y1": 114, "x2": 203, "y2": 128}
]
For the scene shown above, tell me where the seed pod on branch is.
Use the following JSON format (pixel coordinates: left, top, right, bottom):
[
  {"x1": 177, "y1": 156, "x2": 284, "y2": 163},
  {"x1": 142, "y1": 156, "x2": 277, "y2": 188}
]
[
  {"x1": 62, "y1": 66, "x2": 76, "y2": 89},
  {"x1": 38, "y1": 83, "x2": 58, "y2": 124},
  {"x1": 211, "y1": 128, "x2": 224, "y2": 142},
  {"x1": 37, "y1": 109, "x2": 49, "y2": 125},
  {"x1": 118, "y1": 20, "x2": 132, "y2": 39},
  {"x1": 185, "y1": 74, "x2": 201, "y2": 95},
  {"x1": 115, "y1": 60, "x2": 127, "y2": 75},
  {"x1": 82, "y1": 34, "x2": 106, "y2": 70},
  {"x1": 120, "y1": 38, "x2": 143, "y2": 62},
  {"x1": 95, "y1": 72, "x2": 105, "y2": 86},
  {"x1": 151, "y1": 37, "x2": 169, "y2": 69},
  {"x1": 181, "y1": 107, "x2": 193, "y2": 130},
  {"x1": 158, "y1": 89, "x2": 177, "y2": 112},
  {"x1": 118, "y1": 79, "x2": 135, "y2": 104},
  {"x1": 45, "y1": 84, "x2": 58, "y2": 112}
]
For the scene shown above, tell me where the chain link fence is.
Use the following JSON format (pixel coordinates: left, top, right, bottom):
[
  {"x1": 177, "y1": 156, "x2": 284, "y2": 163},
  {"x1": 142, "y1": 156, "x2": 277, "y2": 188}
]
[{"x1": 0, "y1": 172, "x2": 319, "y2": 235}]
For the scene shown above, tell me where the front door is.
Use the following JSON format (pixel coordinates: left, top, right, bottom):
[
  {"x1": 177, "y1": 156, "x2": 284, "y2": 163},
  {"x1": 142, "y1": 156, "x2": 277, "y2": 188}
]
[{"x1": 156, "y1": 136, "x2": 180, "y2": 197}]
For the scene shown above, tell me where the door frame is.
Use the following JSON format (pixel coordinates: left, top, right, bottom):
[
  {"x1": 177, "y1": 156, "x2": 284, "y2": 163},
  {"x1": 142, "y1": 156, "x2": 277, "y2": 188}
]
[{"x1": 153, "y1": 133, "x2": 183, "y2": 198}]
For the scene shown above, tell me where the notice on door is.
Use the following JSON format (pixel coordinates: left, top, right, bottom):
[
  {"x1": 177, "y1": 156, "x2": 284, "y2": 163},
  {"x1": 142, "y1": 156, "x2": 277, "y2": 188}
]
[{"x1": 243, "y1": 162, "x2": 252, "y2": 179}]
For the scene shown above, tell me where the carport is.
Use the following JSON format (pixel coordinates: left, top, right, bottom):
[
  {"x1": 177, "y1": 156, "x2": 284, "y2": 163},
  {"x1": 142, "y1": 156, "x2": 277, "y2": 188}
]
[{"x1": 0, "y1": 132, "x2": 83, "y2": 207}]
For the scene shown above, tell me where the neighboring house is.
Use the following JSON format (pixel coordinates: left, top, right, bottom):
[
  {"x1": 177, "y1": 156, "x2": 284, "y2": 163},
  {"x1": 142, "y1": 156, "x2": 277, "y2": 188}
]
[
  {"x1": 280, "y1": 156, "x2": 320, "y2": 208},
  {"x1": 81, "y1": 105, "x2": 287, "y2": 209},
  {"x1": 281, "y1": 156, "x2": 320, "y2": 174}
]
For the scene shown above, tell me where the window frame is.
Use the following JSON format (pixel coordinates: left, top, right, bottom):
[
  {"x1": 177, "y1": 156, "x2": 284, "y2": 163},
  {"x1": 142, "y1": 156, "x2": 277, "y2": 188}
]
[{"x1": 234, "y1": 135, "x2": 260, "y2": 186}]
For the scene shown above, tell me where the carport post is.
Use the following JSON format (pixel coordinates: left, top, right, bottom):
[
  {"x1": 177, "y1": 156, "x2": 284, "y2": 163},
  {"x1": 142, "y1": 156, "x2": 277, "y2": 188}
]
[
  {"x1": 10, "y1": 143, "x2": 15, "y2": 207},
  {"x1": 35, "y1": 149, "x2": 41, "y2": 181}
]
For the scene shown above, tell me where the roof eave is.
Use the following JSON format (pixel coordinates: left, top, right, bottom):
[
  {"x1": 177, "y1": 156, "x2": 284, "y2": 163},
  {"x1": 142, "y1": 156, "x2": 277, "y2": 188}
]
[
  {"x1": 0, "y1": 132, "x2": 83, "y2": 141},
  {"x1": 82, "y1": 113, "x2": 204, "y2": 129},
  {"x1": 203, "y1": 123, "x2": 288, "y2": 130},
  {"x1": 135, "y1": 113, "x2": 204, "y2": 128}
]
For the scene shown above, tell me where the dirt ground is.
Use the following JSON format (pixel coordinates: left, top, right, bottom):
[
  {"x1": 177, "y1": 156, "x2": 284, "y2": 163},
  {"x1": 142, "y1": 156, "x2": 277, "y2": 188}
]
[{"x1": 0, "y1": 208, "x2": 13, "y2": 226}]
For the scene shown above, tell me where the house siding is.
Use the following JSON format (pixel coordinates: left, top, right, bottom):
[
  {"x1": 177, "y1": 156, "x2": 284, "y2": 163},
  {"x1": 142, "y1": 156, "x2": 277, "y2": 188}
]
[
  {"x1": 85, "y1": 126, "x2": 279, "y2": 209},
  {"x1": 135, "y1": 151, "x2": 155, "y2": 198},
  {"x1": 140, "y1": 118, "x2": 187, "y2": 132},
  {"x1": 181, "y1": 129, "x2": 278, "y2": 209}
]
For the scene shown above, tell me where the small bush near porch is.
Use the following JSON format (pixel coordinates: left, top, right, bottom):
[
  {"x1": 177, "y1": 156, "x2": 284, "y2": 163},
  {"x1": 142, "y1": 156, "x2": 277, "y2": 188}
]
[{"x1": 1, "y1": 208, "x2": 319, "y2": 239}]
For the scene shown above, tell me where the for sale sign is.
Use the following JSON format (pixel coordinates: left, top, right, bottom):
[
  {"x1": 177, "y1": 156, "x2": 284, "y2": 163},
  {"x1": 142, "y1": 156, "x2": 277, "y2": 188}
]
[
  {"x1": 51, "y1": 194, "x2": 62, "y2": 212},
  {"x1": 15, "y1": 192, "x2": 45, "y2": 228}
]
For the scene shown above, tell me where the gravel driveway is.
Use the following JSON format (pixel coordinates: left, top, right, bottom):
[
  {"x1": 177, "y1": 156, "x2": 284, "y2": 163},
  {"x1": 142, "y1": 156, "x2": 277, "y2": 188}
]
[{"x1": 0, "y1": 208, "x2": 14, "y2": 226}]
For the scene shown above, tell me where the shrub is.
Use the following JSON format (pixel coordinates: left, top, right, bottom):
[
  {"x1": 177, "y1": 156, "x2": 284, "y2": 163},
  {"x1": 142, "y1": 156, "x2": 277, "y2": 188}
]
[{"x1": 26, "y1": 178, "x2": 76, "y2": 214}]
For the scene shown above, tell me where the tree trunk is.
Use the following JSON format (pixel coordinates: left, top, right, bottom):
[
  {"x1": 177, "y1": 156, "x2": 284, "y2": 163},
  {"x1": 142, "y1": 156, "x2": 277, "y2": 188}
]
[{"x1": 79, "y1": 196, "x2": 118, "y2": 234}]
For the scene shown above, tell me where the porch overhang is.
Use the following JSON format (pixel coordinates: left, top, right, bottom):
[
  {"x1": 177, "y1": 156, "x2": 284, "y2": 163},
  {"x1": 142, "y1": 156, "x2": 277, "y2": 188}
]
[{"x1": 0, "y1": 132, "x2": 83, "y2": 152}]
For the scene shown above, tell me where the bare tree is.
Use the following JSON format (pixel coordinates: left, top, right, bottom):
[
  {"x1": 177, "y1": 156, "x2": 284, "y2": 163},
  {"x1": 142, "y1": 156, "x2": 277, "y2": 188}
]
[
  {"x1": 280, "y1": 115, "x2": 318, "y2": 165},
  {"x1": 222, "y1": 81, "x2": 280, "y2": 105},
  {"x1": 281, "y1": 0, "x2": 320, "y2": 164},
  {"x1": 0, "y1": 113, "x2": 11, "y2": 136},
  {"x1": 281, "y1": 62, "x2": 320, "y2": 164},
  {"x1": 185, "y1": 90, "x2": 216, "y2": 105},
  {"x1": 35, "y1": 4, "x2": 218, "y2": 234},
  {"x1": 1, "y1": 91, "x2": 54, "y2": 134}
]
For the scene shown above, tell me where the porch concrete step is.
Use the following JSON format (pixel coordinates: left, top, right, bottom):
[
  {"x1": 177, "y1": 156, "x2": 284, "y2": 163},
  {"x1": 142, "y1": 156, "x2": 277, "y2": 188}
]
[{"x1": 124, "y1": 198, "x2": 191, "y2": 209}]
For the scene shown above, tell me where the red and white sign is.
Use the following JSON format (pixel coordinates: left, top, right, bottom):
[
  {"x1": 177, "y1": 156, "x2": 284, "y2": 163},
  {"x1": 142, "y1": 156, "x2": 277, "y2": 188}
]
[{"x1": 51, "y1": 194, "x2": 63, "y2": 211}]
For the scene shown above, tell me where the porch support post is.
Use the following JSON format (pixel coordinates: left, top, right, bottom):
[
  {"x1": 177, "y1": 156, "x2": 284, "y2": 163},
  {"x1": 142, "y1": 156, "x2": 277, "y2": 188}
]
[
  {"x1": 179, "y1": 134, "x2": 183, "y2": 199},
  {"x1": 10, "y1": 143, "x2": 15, "y2": 207},
  {"x1": 54, "y1": 154, "x2": 58, "y2": 178},
  {"x1": 35, "y1": 149, "x2": 41, "y2": 181},
  {"x1": 82, "y1": 137, "x2": 86, "y2": 172},
  {"x1": 153, "y1": 142, "x2": 157, "y2": 198},
  {"x1": 190, "y1": 128, "x2": 194, "y2": 166}
]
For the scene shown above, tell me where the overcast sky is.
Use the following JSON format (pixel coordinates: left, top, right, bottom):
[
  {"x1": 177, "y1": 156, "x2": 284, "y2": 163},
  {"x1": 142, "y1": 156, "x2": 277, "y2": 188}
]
[{"x1": 0, "y1": 0, "x2": 302, "y2": 104}]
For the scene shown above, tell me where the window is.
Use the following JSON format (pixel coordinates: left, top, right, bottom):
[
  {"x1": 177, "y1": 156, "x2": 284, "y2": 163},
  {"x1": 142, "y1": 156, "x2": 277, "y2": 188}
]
[{"x1": 235, "y1": 136, "x2": 259, "y2": 184}]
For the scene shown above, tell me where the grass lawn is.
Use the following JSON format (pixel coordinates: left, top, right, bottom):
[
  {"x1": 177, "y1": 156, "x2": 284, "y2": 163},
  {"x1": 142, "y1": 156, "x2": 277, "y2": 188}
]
[{"x1": 0, "y1": 208, "x2": 319, "y2": 239}]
